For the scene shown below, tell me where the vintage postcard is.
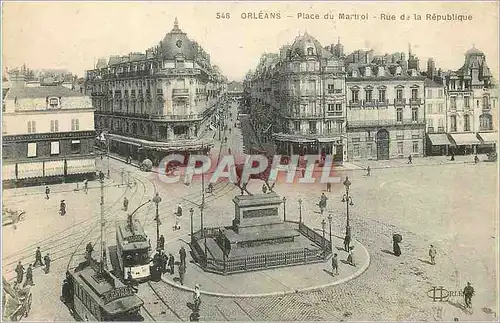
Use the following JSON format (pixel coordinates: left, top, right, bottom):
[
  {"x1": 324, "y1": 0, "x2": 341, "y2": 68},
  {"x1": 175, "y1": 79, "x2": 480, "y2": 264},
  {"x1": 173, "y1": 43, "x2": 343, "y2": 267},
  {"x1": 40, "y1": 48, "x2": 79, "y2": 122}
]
[{"x1": 1, "y1": 1, "x2": 498, "y2": 321}]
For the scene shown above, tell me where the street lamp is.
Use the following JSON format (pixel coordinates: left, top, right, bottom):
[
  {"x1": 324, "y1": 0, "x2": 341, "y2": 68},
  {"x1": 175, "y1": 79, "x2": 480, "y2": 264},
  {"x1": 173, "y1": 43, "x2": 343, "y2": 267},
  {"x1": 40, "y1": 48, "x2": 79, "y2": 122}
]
[
  {"x1": 282, "y1": 197, "x2": 287, "y2": 222},
  {"x1": 321, "y1": 219, "x2": 326, "y2": 257},
  {"x1": 298, "y1": 198, "x2": 302, "y2": 224},
  {"x1": 152, "y1": 193, "x2": 162, "y2": 250},
  {"x1": 341, "y1": 176, "x2": 354, "y2": 238},
  {"x1": 327, "y1": 213, "x2": 333, "y2": 252},
  {"x1": 189, "y1": 208, "x2": 194, "y2": 240}
]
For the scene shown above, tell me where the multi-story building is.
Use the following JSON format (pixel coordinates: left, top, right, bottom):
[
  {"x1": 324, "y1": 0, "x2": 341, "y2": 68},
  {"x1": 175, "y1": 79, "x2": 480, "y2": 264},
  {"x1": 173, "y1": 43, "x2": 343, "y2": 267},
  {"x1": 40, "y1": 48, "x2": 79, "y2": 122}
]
[
  {"x1": 345, "y1": 48, "x2": 426, "y2": 160},
  {"x1": 2, "y1": 71, "x2": 96, "y2": 188},
  {"x1": 246, "y1": 34, "x2": 347, "y2": 162},
  {"x1": 85, "y1": 19, "x2": 227, "y2": 165},
  {"x1": 424, "y1": 70, "x2": 449, "y2": 156},
  {"x1": 444, "y1": 46, "x2": 497, "y2": 155}
]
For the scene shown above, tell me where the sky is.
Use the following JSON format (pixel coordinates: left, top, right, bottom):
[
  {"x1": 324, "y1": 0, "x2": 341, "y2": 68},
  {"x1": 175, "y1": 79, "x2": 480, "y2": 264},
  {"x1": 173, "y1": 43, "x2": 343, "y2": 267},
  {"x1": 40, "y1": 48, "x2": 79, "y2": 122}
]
[{"x1": 2, "y1": 1, "x2": 499, "y2": 81}]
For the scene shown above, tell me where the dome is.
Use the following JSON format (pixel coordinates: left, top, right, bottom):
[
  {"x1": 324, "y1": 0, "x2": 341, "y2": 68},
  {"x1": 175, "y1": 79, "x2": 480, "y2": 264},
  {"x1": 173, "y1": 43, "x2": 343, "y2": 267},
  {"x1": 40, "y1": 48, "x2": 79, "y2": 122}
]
[
  {"x1": 160, "y1": 18, "x2": 196, "y2": 60},
  {"x1": 289, "y1": 32, "x2": 326, "y2": 58},
  {"x1": 465, "y1": 45, "x2": 484, "y2": 56}
]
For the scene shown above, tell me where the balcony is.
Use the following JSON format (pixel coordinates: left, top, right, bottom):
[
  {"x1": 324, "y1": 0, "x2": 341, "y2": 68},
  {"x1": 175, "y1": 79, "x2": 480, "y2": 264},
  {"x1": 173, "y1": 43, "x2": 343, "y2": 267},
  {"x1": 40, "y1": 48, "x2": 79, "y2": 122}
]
[
  {"x1": 437, "y1": 127, "x2": 445, "y2": 133},
  {"x1": 285, "y1": 113, "x2": 324, "y2": 119},
  {"x1": 394, "y1": 98, "x2": 406, "y2": 106},
  {"x1": 483, "y1": 104, "x2": 491, "y2": 112},
  {"x1": 348, "y1": 100, "x2": 361, "y2": 107},
  {"x1": 91, "y1": 92, "x2": 105, "y2": 97},
  {"x1": 172, "y1": 89, "x2": 189, "y2": 98},
  {"x1": 363, "y1": 100, "x2": 376, "y2": 107},
  {"x1": 409, "y1": 98, "x2": 422, "y2": 105},
  {"x1": 347, "y1": 118, "x2": 426, "y2": 128},
  {"x1": 377, "y1": 99, "x2": 389, "y2": 107},
  {"x1": 326, "y1": 111, "x2": 344, "y2": 117},
  {"x1": 150, "y1": 114, "x2": 202, "y2": 121}
]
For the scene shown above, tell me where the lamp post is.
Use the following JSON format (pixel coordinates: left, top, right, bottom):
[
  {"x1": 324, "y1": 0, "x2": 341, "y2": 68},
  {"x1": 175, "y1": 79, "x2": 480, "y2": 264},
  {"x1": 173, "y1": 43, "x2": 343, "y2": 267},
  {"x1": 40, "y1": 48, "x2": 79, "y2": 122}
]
[
  {"x1": 298, "y1": 198, "x2": 302, "y2": 224},
  {"x1": 152, "y1": 192, "x2": 162, "y2": 250},
  {"x1": 189, "y1": 208, "x2": 194, "y2": 241},
  {"x1": 283, "y1": 197, "x2": 287, "y2": 222},
  {"x1": 98, "y1": 171, "x2": 105, "y2": 273},
  {"x1": 341, "y1": 176, "x2": 354, "y2": 238},
  {"x1": 107, "y1": 137, "x2": 110, "y2": 179},
  {"x1": 321, "y1": 219, "x2": 326, "y2": 257},
  {"x1": 327, "y1": 213, "x2": 333, "y2": 252}
]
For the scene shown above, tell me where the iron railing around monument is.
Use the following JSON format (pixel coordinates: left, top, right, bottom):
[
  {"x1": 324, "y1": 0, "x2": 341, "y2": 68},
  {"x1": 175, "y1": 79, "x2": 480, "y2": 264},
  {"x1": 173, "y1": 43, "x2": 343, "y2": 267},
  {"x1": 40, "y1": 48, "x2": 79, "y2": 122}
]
[{"x1": 190, "y1": 221, "x2": 331, "y2": 275}]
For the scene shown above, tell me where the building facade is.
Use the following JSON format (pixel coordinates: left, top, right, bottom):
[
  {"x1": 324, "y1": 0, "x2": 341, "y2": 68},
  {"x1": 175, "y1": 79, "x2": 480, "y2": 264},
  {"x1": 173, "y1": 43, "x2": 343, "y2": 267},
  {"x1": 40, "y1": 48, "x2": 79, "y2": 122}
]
[
  {"x1": 2, "y1": 72, "x2": 96, "y2": 187},
  {"x1": 345, "y1": 49, "x2": 426, "y2": 160},
  {"x1": 85, "y1": 19, "x2": 227, "y2": 165},
  {"x1": 444, "y1": 46, "x2": 497, "y2": 155},
  {"x1": 245, "y1": 34, "x2": 347, "y2": 162},
  {"x1": 424, "y1": 77, "x2": 449, "y2": 156}
]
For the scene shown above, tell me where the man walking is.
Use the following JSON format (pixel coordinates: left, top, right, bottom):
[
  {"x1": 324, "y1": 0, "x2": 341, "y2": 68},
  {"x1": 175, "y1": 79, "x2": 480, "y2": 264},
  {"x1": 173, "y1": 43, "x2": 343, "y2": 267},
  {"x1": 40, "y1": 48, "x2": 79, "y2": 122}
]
[
  {"x1": 83, "y1": 179, "x2": 88, "y2": 194},
  {"x1": 168, "y1": 254, "x2": 175, "y2": 274},
  {"x1": 366, "y1": 166, "x2": 371, "y2": 176},
  {"x1": 177, "y1": 204, "x2": 183, "y2": 217},
  {"x1": 429, "y1": 245, "x2": 437, "y2": 265},
  {"x1": 408, "y1": 155, "x2": 413, "y2": 164},
  {"x1": 343, "y1": 234, "x2": 351, "y2": 252},
  {"x1": 463, "y1": 282, "x2": 474, "y2": 308},
  {"x1": 23, "y1": 264, "x2": 34, "y2": 287},
  {"x1": 178, "y1": 263, "x2": 186, "y2": 285},
  {"x1": 474, "y1": 155, "x2": 479, "y2": 164},
  {"x1": 45, "y1": 186, "x2": 50, "y2": 200},
  {"x1": 123, "y1": 197, "x2": 129, "y2": 212},
  {"x1": 44, "y1": 254, "x2": 51, "y2": 274},
  {"x1": 319, "y1": 193, "x2": 328, "y2": 214},
  {"x1": 34, "y1": 247, "x2": 43, "y2": 267},
  {"x1": 15, "y1": 261, "x2": 24, "y2": 284},
  {"x1": 159, "y1": 235, "x2": 165, "y2": 250},
  {"x1": 262, "y1": 184, "x2": 267, "y2": 194},
  {"x1": 179, "y1": 246, "x2": 187, "y2": 267},
  {"x1": 331, "y1": 253, "x2": 339, "y2": 275},
  {"x1": 60, "y1": 200, "x2": 66, "y2": 216}
]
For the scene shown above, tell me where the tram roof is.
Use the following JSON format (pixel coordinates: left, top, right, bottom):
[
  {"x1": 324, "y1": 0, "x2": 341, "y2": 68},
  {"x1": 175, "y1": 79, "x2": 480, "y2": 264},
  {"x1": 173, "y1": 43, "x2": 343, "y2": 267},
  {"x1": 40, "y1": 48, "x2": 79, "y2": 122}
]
[
  {"x1": 71, "y1": 261, "x2": 144, "y2": 314},
  {"x1": 116, "y1": 219, "x2": 150, "y2": 251}
]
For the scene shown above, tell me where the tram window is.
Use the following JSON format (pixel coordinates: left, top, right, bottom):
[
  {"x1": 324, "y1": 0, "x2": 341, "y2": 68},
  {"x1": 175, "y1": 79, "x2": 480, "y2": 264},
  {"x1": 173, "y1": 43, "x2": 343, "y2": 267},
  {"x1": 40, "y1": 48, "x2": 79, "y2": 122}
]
[{"x1": 123, "y1": 249, "x2": 149, "y2": 266}]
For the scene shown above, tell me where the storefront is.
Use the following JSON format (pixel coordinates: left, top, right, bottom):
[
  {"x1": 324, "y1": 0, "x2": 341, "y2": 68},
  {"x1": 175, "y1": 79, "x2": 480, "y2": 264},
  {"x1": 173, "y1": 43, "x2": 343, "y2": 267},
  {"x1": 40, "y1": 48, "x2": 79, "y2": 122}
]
[
  {"x1": 66, "y1": 159, "x2": 96, "y2": 175},
  {"x1": 477, "y1": 132, "x2": 498, "y2": 154},
  {"x1": 44, "y1": 160, "x2": 65, "y2": 177},
  {"x1": 426, "y1": 133, "x2": 452, "y2": 156},
  {"x1": 17, "y1": 162, "x2": 44, "y2": 180},
  {"x1": 449, "y1": 133, "x2": 481, "y2": 155},
  {"x1": 2, "y1": 164, "x2": 16, "y2": 181}
]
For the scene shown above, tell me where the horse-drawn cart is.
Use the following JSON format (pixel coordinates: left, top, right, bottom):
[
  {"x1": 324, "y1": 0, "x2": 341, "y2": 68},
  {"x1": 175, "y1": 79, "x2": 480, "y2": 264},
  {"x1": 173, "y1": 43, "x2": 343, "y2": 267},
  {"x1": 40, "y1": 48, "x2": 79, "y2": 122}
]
[
  {"x1": 2, "y1": 207, "x2": 26, "y2": 229},
  {"x1": 2, "y1": 277, "x2": 32, "y2": 321}
]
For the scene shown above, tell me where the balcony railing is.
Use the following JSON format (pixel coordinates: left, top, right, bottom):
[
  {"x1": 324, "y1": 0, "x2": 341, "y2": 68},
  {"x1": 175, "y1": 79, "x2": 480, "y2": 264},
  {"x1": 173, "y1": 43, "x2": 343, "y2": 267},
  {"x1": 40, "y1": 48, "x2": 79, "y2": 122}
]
[
  {"x1": 363, "y1": 100, "x2": 375, "y2": 107},
  {"x1": 150, "y1": 114, "x2": 203, "y2": 121},
  {"x1": 172, "y1": 89, "x2": 189, "y2": 98},
  {"x1": 409, "y1": 98, "x2": 422, "y2": 105},
  {"x1": 285, "y1": 113, "x2": 324, "y2": 119},
  {"x1": 326, "y1": 111, "x2": 343, "y2": 117},
  {"x1": 288, "y1": 129, "x2": 341, "y2": 137},
  {"x1": 348, "y1": 100, "x2": 361, "y2": 107},
  {"x1": 394, "y1": 98, "x2": 406, "y2": 106},
  {"x1": 378, "y1": 99, "x2": 389, "y2": 107},
  {"x1": 483, "y1": 104, "x2": 491, "y2": 111},
  {"x1": 437, "y1": 127, "x2": 445, "y2": 133},
  {"x1": 347, "y1": 118, "x2": 426, "y2": 128}
]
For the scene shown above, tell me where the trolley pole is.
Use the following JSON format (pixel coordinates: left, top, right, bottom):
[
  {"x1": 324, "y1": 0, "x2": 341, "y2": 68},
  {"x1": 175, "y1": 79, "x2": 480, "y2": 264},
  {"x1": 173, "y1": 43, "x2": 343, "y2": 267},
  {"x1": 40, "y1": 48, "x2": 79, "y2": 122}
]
[
  {"x1": 107, "y1": 138, "x2": 110, "y2": 179},
  {"x1": 201, "y1": 144, "x2": 207, "y2": 256},
  {"x1": 99, "y1": 171, "x2": 105, "y2": 273}
]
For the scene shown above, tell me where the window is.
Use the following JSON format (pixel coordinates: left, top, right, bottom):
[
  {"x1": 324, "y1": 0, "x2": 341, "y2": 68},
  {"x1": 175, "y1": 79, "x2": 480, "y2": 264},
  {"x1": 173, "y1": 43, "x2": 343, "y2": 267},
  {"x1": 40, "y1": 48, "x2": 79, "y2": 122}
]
[
  {"x1": 328, "y1": 84, "x2": 335, "y2": 93},
  {"x1": 351, "y1": 89, "x2": 359, "y2": 103},
  {"x1": 71, "y1": 119, "x2": 80, "y2": 131},
  {"x1": 328, "y1": 104, "x2": 334, "y2": 111},
  {"x1": 294, "y1": 121, "x2": 301, "y2": 131},
  {"x1": 427, "y1": 89, "x2": 432, "y2": 99},
  {"x1": 366, "y1": 143, "x2": 373, "y2": 156},
  {"x1": 479, "y1": 114, "x2": 493, "y2": 130},
  {"x1": 411, "y1": 88, "x2": 418, "y2": 99},
  {"x1": 427, "y1": 104, "x2": 433, "y2": 114},
  {"x1": 365, "y1": 89, "x2": 372, "y2": 102},
  {"x1": 50, "y1": 141, "x2": 60, "y2": 155},
  {"x1": 412, "y1": 134, "x2": 420, "y2": 139},
  {"x1": 293, "y1": 63, "x2": 300, "y2": 72},
  {"x1": 352, "y1": 137, "x2": 361, "y2": 143},
  {"x1": 438, "y1": 103, "x2": 444, "y2": 113},
  {"x1": 378, "y1": 89, "x2": 386, "y2": 102},
  {"x1": 464, "y1": 115, "x2": 470, "y2": 131},
  {"x1": 397, "y1": 142, "x2": 404, "y2": 155},
  {"x1": 27, "y1": 143, "x2": 37, "y2": 157},
  {"x1": 50, "y1": 120, "x2": 59, "y2": 133},
  {"x1": 27, "y1": 121, "x2": 36, "y2": 133},
  {"x1": 396, "y1": 108, "x2": 403, "y2": 122},
  {"x1": 48, "y1": 98, "x2": 59, "y2": 108},
  {"x1": 428, "y1": 118, "x2": 433, "y2": 127},
  {"x1": 396, "y1": 89, "x2": 403, "y2": 100},
  {"x1": 462, "y1": 96, "x2": 470, "y2": 108},
  {"x1": 71, "y1": 140, "x2": 81, "y2": 154},
  {"x1": 156, "y1": 88, "x2": 163, "y2": 95},
  {"x1": 307, "y1": 47, "x2": 314, "y2": 56},
  {"x1": 309, "y1": 121, "x2": 317, "y2": 134},
  {"x1": 308, "y1": 80, "x2": 316, "y2": 94},
  {"x1": 450, "y1": 115, "x2": 457, "y2": 132},
  {"x1": 353, "y1": 144, "x2": 360, "y2": 157},
  {"x1": 450, "y1": 97, "x2": 457, "y2": 109},
  {"x1": 307, "y1": 61, "x2": 315, "y2": 71},
  {"x1": 412, "y1": 141, "x2": 419, "y2": 153},
  {"x1": 412, "y1": 108, "x2": 418, "y2": 121},
  {"x1": 438, "y1": 89, "x2": 444, "y2": 98}
]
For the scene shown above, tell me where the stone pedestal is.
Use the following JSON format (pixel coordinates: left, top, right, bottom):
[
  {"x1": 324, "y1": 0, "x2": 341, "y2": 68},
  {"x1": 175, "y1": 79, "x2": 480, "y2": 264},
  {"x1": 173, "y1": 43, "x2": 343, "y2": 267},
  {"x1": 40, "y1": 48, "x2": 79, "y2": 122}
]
[{"x1": 232, "y1": 192, "x2": 283, "y2": 234}]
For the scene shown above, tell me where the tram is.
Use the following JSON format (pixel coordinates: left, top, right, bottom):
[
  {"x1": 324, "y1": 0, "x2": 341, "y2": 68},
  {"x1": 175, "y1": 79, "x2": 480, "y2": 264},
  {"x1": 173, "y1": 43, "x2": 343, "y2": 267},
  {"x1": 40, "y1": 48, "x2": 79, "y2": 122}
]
[
  {"x1": 62, "y1": 259, "x2": 144, "y2": 321},
  {"x1": 116, "y1": 218, "x2": 151, "y2": 282}
]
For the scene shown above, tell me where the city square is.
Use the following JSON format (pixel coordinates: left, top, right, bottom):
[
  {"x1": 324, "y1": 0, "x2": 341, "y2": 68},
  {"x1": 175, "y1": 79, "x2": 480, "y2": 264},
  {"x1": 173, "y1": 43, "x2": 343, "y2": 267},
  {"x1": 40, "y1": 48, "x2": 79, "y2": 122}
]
[{"x1": 2, "y1": 1, "x2": 499, "y2": 322}]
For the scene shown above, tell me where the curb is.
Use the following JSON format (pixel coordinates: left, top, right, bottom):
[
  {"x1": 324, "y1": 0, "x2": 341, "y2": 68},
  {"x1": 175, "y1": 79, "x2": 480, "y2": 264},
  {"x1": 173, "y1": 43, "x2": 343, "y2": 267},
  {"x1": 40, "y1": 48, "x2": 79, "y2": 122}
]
[{"x1": 160, "y1": 236, "x2": 371, "y2": 298}]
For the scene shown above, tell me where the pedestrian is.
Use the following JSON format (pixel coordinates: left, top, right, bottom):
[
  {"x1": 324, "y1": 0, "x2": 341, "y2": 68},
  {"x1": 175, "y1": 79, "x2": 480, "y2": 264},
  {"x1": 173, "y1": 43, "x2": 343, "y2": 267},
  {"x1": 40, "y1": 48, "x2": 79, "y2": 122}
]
[
  {"x1": 343, "y1": 234, "x2": 351, "y2": 252},
  {"x1": 44, "y1": 254, "x2": 51, "y2": 274},
  {"x1": 23, "y1": 264, "x2": 34, "y2": 287},
  {"x1": 346, "y1": 247, "x2": 355, "y2": 266},
  {"x1": 262, "y1": 184, "x2": 267, "y2": 194},
  {"x1": 408, "y1": 154, "x2": 413, "y2": 164},
  {"x1": 159, "y1": 235, "x2": 165, "y2": 250},
  {"x1": 450, "y1": 152, "x2": 455, "y2": 161},
  {"x1": 83, "y1": 179, "x2": 88, "y2": 194},
  {"x1": 193, "y1": 284, "x2": 201, "y2": 311},
  {"x1": 179, "y1": 246, "x2": 187, "y2": 267},
  {"x1": 178, "y1": 263, "x2": 186, "y2": 285},
  {"x1": 34, "y1": 246, "x2": 43, "y2": 267},
  {"x1": 319, "y1": 193, "x2": 328, "y2": 214},
  {"x1": 429, "y1": 245, "x2": 437, "y2": 265},
  {"x1": 474, "y1": 155, "x2": 479, "y2": 164},
  {"x1": 331, "y1": 253, "x2": 339, "y2": 275},
  {"x1": 86, "y1": 242, "x2": 94, "y2": 260},
  {"x1": 177, "y1": 204, "x2": 183, "y2": 217},
  {"x1": 224, "y1": 136, "x2": 227, "y2": 143},
  {"x1": 228, "y1": 148, "x2": 232, "y2": 155},
  {"x1": 123, "y1": 197, "x2": 129, "y2": 211},
  {"x1": 15, "y1": 261, "x2": 24, "y2": 284},
  {"x1": 174, "y1": 216, "x2": 180, "y2": 230},
  {"x1": 463, "y1": 282, "x2": 474, "y2": 308},
  {"x1": 160, "y1": 250, "x2": 168, "y2": 274},
  {"x1": 60, "y1": 200, "x2": 66, "y2": 216},
  {"x1": 366, "y1": 166, "x2": 371, "y2": 176},
  {"x1": 326, "y1": 183, "x2": 331, "y2": 192},
  {"x1": 45, "y1": 186, "x2": 50, "y2": 199},
  {"x1": 168, "y1": 254, "x2": 175, "y2": 274}
]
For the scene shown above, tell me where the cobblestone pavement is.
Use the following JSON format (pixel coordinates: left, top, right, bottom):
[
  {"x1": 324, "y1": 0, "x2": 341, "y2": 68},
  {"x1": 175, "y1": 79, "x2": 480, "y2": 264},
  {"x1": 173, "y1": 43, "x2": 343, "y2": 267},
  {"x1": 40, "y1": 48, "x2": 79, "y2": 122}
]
[{"x1": 3, "y1": 101, "x2": 497, "y2": 321}]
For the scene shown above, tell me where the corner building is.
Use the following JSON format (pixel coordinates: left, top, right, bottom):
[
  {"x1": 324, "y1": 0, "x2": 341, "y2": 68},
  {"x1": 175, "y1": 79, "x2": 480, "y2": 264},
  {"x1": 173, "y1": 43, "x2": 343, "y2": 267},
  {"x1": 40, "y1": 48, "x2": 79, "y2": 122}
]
[
  {"x1": 345, "y1": 49, "x2": 426, "y2": 160},
  {"x1": 85, "y1": 19, "x2": 227, "y2": 165}
]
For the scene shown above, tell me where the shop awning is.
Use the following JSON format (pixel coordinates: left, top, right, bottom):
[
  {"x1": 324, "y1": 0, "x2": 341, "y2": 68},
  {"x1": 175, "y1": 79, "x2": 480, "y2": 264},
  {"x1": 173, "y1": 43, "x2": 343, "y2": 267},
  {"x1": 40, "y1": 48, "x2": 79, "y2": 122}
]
[
  {"x1": 2, "y1": 164, "x2": 16, "y2": 181},
  {"x1": 44, "y1": 160, "x2": 65, "y2": 177},
  {"x1": 17, "y1": 162, "x2": 44, "y2": 179},
  {"x1": 317, "y1": 137, "x2": 341, "y2": 143},
  {"x1": 108, "y1": 134, "x2": 142, "y2": 147},
  {"x1": 449, "y1": 133, "x2": 481, "y2": 146},
  {"x1": 67, "y1": 159, "x2": 96, "y2": 175},
  {"x1": 478, "y1": 132, "x2": 498, "y2": 144},
  {"x1": 427, "y1": 133, "x2": 452, "y2": 146}
]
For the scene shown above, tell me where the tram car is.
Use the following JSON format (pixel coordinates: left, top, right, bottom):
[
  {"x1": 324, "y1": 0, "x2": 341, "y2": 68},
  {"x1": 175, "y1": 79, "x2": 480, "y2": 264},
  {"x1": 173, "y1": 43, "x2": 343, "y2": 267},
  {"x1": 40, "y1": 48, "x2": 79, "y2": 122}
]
[
  {"x1": 116, "y1": 219, "x2": 151, "y2": 282},
  {"x1": 61, "y1": 259, "x2": 144, "y2": 321}
]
